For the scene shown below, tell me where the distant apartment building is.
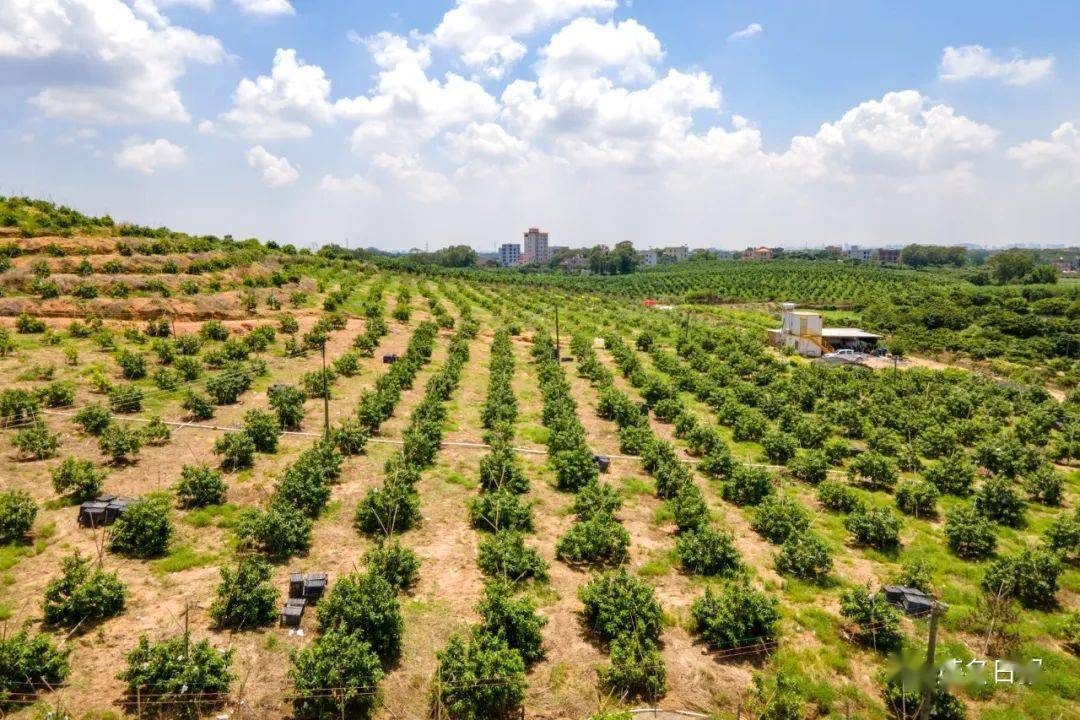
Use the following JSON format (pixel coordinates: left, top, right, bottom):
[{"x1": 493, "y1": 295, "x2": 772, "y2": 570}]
[
  {"x1": 522, "y1": 227, "x2": 550, "y2": 264},
  {"x1": 845, "y1": 245, "x2": 874, "y2": 261},
  {"x1": 823, "y1": 245, "x2": 842, "y2": 257},
  {"x1": 549, "y1": 245, "x2": 570, "y2": 256},
  {"x1": 876, "y1": 248, "x2": 901, "y2": 264},
  {"x1": 640, "y1": 246, "x2": 689, "y2": 266},
  {"x1": 745, "y1": 246, "x2": 774, "y2": 260},
  {"x1": 499, "y1": 243, "x2": 521, "y2": 267},
  {"x1": 662, "y1": 245, "x2": 689, "y2": 263}
]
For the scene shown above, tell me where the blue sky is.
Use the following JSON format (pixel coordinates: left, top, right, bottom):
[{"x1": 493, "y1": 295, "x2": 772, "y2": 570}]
[{"x1": 2, "y1": 0, "x2": 1079, "y2": 251}]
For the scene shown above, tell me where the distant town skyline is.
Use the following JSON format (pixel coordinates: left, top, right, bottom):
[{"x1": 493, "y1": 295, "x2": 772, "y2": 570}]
[{"x1": 2, "y1": 1, "x2": 1079, "y2": 250}]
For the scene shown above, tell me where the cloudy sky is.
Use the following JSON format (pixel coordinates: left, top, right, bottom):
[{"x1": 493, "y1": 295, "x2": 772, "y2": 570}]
[{"x1": 1, "y1": 1, "x2": 1079, "y2": 251}]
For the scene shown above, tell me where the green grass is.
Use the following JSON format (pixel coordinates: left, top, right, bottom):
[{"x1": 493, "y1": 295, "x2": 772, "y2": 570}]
[
  {"x1": 151, "y1": 545, "x2": 217, "y2": 574},
  {"x1": 183, "y1": 503, "x2": 243, "y2": 529}
]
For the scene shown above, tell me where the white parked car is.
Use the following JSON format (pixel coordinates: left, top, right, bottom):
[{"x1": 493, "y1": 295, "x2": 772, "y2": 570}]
[{"x1": 823, "y1": 348, "x2": 863, "y2": 362}]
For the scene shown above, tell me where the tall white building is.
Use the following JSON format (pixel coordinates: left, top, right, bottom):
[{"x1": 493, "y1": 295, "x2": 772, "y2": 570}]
[
  {"x1": 499, "y1": 243, "x2": 520, "y2": 267},
  {"x1": 522, "y1": 227, "x2": 550, "y2": 264}
]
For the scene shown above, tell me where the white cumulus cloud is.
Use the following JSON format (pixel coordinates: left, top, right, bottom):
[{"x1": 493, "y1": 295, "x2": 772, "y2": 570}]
[
  {"x1": 336, "y1": 33, "x2": 498, "y2": 154},
  {"x1": 372, "y1": 153, "x2": 456, "y2": 202},
  {"x1": 431, "y1": 0, "x2": 616, "y2": 79},
  {"x1": 0, "y1": 0, "x2": 224, "y2": 123},
  {"x1": 939, "y1": 45, "x2": 1053, "y2": 86},
  {"x1": 320, "y1": 173, "x2": 380, "y2": 197},
  {"x1": 234, "y1": 0, "x2": 293, "y2": 16},
  {"x1": 223, "y1": 48, "x2": 336, "y2": 139},
  {"x1": 1008, "y1": 122, "x2": 1080, "y2": 178},
  {"x1": 728, "y1": 23, "x2": 762, "y2": 41},
  {"x1": 114, "y1": 138, "x2": 186, "y2": 173},
  {"x1": 245, "y1": 145, "x2": 299, "y2": 187}
]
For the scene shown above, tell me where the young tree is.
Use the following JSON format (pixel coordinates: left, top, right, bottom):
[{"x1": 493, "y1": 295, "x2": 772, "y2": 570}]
[
  {"x1": 690, "y1": 581, "x2": 780, "y2": 652},
  {"x1": 176, "y1": 464, "x2": 227, "y2": 507},
  {"x1": 844, "y1": 507, "x2": 902, "y2": 550},
  {"x1": 721, "y1": 465, "x2": 775, "y2": 506},
  {"x1": 290, "y1": 628, "x2": 384, "y2": 720},
  {"x1": 555, "y1": 514, "x2": 630, "y2": 566},
  {"x1": 117, "y1": 634, "x2": 233, "y2": 712},
  {"x1": 243, "y1": 409, "x2": 279, "y2": 453},
  {"x1": 50, "y1": 457, "x2": 105, "y2": 501},
  {"x1": 269, "y1": 384, "x2": 306, "y2": 429},
  {"x1": 973, "y1": 477, "x2": 1027, "y2": 527},
  {"x1": 982, "y1": 546, "x2": 1063, "y2": 609},
  {"x1": 751, "y1": 496, "x2": 812, "y2": 544},
  {"x1": 944, "y1": 505, "x2": 997, "y2": 559},
  {"x1": 895, "y1": 481, "x2": 940, "y2": 518},
  {"x1": 478, "y1": 531, "x2": 548, "y2": 582},
  {"x1": 181, "y1": 389, "x2": 215, "y2": 421},
  {"x1": 0, "y1": 489, "x2": 37, "y2": 544},
  {"x1": 475, "y1": 578, "x2": 547, "y2": 665},
  {"x1": 316, "y1": 571, "x2": 403, "y2": 664},
  {"x1": 42, "y1": 552, "x2": 126, "y2": 626},
  {"x1": 676, "y1": 524, "x2": 742, "y2": 577},
  {"x1": 431, "y1": 632, "x2": 526, "y2": 720},
  {"x1": 73, "y1": 403, "x2": 112, "y2": 435},
  {"x1": 0, "y1": 629, "x2": 70, "y2": 704},
  {"x1": 209, "y1": 556, "x2": 278, "y2": 629},
  {"x1": 214, "y1": 432, "x2": 256, "y2": 470},
  {"x1": 363, "y1": 540, "x2": 420, "y2": 592},
  {"x1": 13, "y1": 422, "x2": 60, "y2": 460},
  {"x1": 98, "y1": 423, "x2": 141, "y2": 464},
  {"x1": 235, "y1": 502, "x2": 312, "y2": 560},
  {"x1": 839, "y1": 584, "x2": 903, "y2": 652},
  {"x1": 109, "y1": 496, "x2": 171, "y2": 558},
  {"x1": 578, "y1": 570, "x2": 663, "y2": 644},
  {"x1": 775, "y1": 533, "x2": 833, "y2": 581}
]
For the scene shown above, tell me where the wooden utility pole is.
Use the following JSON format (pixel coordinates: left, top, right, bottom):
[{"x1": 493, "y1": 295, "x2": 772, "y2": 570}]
[{"x1": 918, "y1": 603, "x2": 944, "y2": 720}]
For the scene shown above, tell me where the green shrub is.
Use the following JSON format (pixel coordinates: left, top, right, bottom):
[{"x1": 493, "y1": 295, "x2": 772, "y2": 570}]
[
  {"x1": 476, "y1": 578, "x2": 547, "y2": 665},
  {"x1": 236, "y1": 502, "x2": 312, "y2": 559},
  {"x1": 478, "y1": 531, "x2": 548, "y2": 582},
  {"x1": 570, "y1": 480, "x2": 622, "y2": 520},
  {"x1": 13, "y1": 422, "x2": 60, "y2": 460},
  {"x1": 209, "y1": 556, "x2": 278, "y2": 629},
  {"x1": 109, "y1": 496, "x2": 171, "y2": 557},
  {"x1": 117, "y1": 634, "x2": 233, "y2": 711},
  {"x1": 199, "y1": 319, "x2": 229, "y2": 341},
  {"x1": 432, "y1": 632, "x2": 526, "y2": 720},
  {"x1": 140, "y1": 416, "x2": 171, "y2": 446},
  {"x1": 0, "y1": 629, "x2": 70, "y2": 704},
  {"x1": 895, "y1": 481, "x2": 940, "y2": 518},
  {"x1": 1043, "y1": 509, "x2": 1079, "y2": 562},
  {"x1": 881, "y1": 673, "x2": 966, "y2": 720},
  {"x1": 290, "y1": 628, "x2": 384, "y2": 720},
  {"x1": 944, "y1": 505, "x2": 996, "y2": 559},
  {"x1": 316, "y1": 571, "x2": 403, "y2": 664},
  {"x1": 749, "y1": 672, "x2": 806, "y2": 720},
  {"x1": 181, "y1": 389, "x2": 215, "y2": 420},
  {"x1": 331, "y1": 418, "x2": 369, "y2": 455},
  {"x1": 214, "y1": 432, "x2": 256, "y2": 470},
  {"x1": 74, "y1": 403, "x2": 112, "y2": 435},
  {"x1": 355, "y1": 479, "x2": 421, "y2": 536},
  {"x1": 690, "y1": 581, "x2": 780, "y2": 651},
  {"x1": 847, "y1": 451, "x2": 898, "y2": 491},
  {"x1": 816, "y1": 479, "x2": 864, "y2": 513},
  {"x1": 98, "y1": 423, "x2": 141, "y2": 464},
  {"x1": 50, "y1": 456, "x2": 105, "y2": 500},
  {"x1": 555, "y1": 514, "x2": 630, "y2": 566},
  {"x1": 301, "y1": 368, "x2": 337, "y2": 399},
  {"x1": 844, "y1": 506, "x2": 902, "y2": 550},
  {"x1": 578, "y1": 569, "x2": 663, "y2": 644},
  {"x1": 973, "y1": 477, "x2": 1027, "y2": 527},
  {"x1": 790, "y1": 450, "x2": 829, "y2": 484},
  {"x1": 108, "y1": 384, "x2": 142, "y2": 413},
  {"x1": 599, "y1": 634, "x2": 666, "y2": 701},
  {"x1": 761, "y1": 430, "x2": 798, "y2": 464},
  {"x1": 892, "y1": 558, "x2": 934, "y2": 594},
  {"x1": 243, "y1": 409, "x2": 279, "y2": 453},
  {"x1": 37, "y1": 381, "x2": 74, "y2": 408},
  {"x1": 775, "y1": 533, "x2": 832, "y2": 581},
  {"x1": 363, "y1": 540, "x2": 420, "y2": 592},
  {"x1": 42, "y1": 552, "x2": 126, "y2": 626},
  {"x1": 552, "y1": 446, "x2": 599, "y2": 492},
  {"x1": 721, "y1": 465, "x2": 774, "y2": 506},
  {"x1": 115, "y1": 349, "x2": 146, "y2": 380},
  {"x1": 0, "y1": 490, "x2": 37, "y2": 544},
  {"x1": 176, "y1": 464, "x2": 227, "y2": 508},
  {"x1": 923, "y1": 453, "x2": 976, "y2": 496},
  {"x1": 1024, "y1": 465, "x2": 1064, "y2": 506},
  {"x1": 751, "y1": 496, "x2": 811, "y2": 544},
  {"x1": 269, "y1": 384, "x2": 306, "y2": 429},
  {"x1": 469, "y1": 488, "x2": 533, "y2": 533},
  {"x1": 982, "y1": 546, "x2": 1063, "y2": 609},
  {"x1": 15, "y1": 312, "x2": 45, "y2": 333},
  {"x1": 676, "y1": 524, "x2": 741, "y2": 576},
  {"x1": 839, "y1": 584, "x2": 903, "y2": 652}
]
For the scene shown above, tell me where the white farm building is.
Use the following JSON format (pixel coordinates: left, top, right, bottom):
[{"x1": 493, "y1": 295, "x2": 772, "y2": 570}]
[{"x1": 767, "y1": 303, "x2": 880, "y2": 357}]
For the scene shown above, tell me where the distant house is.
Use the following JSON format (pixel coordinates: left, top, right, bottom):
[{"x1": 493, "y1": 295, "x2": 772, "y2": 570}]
[
  {"x1": 745, "y1": 246, "x2": 773, "y2": 260},
  {"x1": 498, "y1": 243, "x2": 520, "y2": 267},
  {"x1": 640, "y1": 249, "x2": 659, "y2": 267},
  {"x1": 845, "y1": 245, "x2": 874, "y2": 261},
  {"x1": 768, "y1": 304, "x2": 880, "y2": 357},
  {"x1": 661, "y1": 245, "x2": 689, "y2": 263},
  {"x1": 877, "y1": 248, "x2": 901, "y2": 264},
  {"x1": 560, "y1": 254, "x2": 589, "y2": 271}
]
